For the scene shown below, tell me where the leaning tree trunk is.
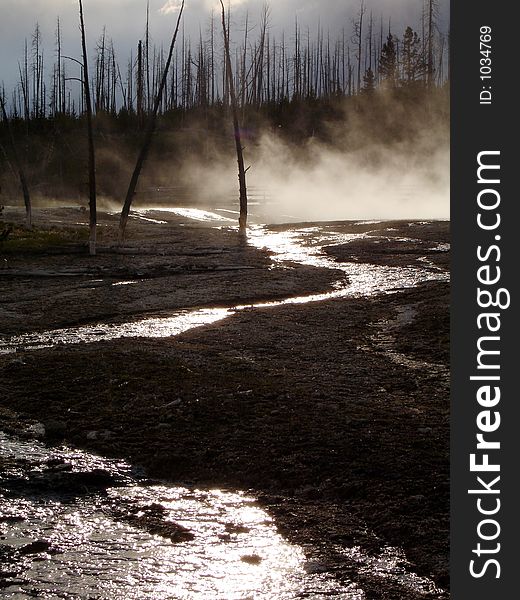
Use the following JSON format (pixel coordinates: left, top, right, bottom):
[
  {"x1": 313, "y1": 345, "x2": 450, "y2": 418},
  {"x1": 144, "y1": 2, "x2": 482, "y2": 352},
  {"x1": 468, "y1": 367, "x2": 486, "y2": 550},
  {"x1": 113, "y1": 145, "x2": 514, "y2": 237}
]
[
  {"x1": 119, "y1": 0, "x2": 185, "y2": 241},
  {"x1": 0, "y1": 95, "x2": 32, "y2": 228},
  {"x1": 220, "y1": 0, "x2": 248, "y2": 235},
  {"x1": 79, "y1": 0, "x2": 96, "y2": 256}
]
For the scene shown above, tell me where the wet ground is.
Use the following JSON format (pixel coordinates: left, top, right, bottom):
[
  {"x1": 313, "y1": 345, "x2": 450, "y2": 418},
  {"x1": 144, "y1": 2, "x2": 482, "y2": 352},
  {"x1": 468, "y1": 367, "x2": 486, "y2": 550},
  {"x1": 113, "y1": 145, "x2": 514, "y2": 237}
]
[
  {"x1": 0, "y1": 207, "x2": 450, "y2": 599},
  {"x1": 1, "y1": 432, "x2": 353, "y2": 599}
]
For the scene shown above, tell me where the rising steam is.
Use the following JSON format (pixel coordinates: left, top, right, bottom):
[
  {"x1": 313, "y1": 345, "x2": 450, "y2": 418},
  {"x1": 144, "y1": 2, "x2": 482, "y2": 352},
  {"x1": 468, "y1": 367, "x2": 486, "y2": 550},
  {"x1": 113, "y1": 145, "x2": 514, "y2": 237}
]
[{"x1": 179, "y1": 96, "x2": 449, "y2": 223}]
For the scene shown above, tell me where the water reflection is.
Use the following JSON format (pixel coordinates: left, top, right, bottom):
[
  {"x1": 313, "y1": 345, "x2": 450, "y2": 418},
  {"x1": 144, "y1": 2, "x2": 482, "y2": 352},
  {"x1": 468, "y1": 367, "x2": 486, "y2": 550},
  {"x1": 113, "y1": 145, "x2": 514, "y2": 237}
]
[
  {"x1": 0, "y1": 309, "x2": 229, "y2": 353},
  {"x1": 0, "y1": 223, "x2": 448, "y2": 354},
  {"x1": 136, "y1": 207, "x2": 236, "y2": 223},
  {"x1": 0, "y1": 219, "x2": 449, "y2": 598},
  {"x1": 246, "y1": 225, "x2": 447, "y2": 303},
  {"x1": 341, "y1": 546, "x2": 444, "y2": 597},
  {"x1": 0, "y1": 433, "x2": 356, "y2": 599}
]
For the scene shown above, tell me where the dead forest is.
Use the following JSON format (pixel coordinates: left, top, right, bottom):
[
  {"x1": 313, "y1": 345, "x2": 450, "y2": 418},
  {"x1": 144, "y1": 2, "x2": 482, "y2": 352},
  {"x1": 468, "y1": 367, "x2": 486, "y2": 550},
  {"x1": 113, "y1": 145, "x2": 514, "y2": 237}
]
[
  {"x1": 0, "y1": 1, "x2": 449, "y2": 243},
  {"x1": 0, "y1": 6, "x2": 451, "y2": 594}
]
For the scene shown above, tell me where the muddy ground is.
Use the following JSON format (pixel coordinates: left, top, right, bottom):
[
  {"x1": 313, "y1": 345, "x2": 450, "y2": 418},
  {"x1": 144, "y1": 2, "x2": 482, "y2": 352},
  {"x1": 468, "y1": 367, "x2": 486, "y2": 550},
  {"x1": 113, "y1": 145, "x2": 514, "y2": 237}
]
[{"x1": 0, "y1": 208, "x2": 450, "y2": 599}]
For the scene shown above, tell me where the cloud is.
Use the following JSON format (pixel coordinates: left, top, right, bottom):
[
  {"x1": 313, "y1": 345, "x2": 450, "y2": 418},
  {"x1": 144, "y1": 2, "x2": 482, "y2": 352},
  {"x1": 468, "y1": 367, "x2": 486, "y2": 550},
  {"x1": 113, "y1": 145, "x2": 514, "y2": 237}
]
[
  {"x1": 160, "y1": 0, "x2": 183, "y2": 14},
  {"x1": 0, "y1": 0, "x2": 449, "y2": 101}
]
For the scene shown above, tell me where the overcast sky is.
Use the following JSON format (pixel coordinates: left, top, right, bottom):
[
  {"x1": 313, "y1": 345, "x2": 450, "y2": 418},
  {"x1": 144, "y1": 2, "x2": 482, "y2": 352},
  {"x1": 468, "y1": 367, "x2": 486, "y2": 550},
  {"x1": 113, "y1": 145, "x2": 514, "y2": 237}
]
[{"x1": 1, "y1": 0, "x2": 449, "y2": 93}]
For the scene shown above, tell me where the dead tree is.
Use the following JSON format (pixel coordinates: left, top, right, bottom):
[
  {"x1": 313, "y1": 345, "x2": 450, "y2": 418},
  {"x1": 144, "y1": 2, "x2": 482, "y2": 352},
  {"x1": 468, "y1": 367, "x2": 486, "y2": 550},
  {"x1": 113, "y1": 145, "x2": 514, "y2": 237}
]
[
  {"x1": 426, "y1": 0, "x2": 438, "y2": 87},
  {"x1": 119, "y1": 0, "x2": 185, "y2": 240},
  {"x1": 240, "y1": 11, "x2": 249, "y2": 110},
  {"x1": 0, "y1": 95, "x2": 32, "y2": 228},
  {"x1": 79, "y1": 0, "x2": 97, "y2": 255},
  {"x1": 352, "y1": 0, "x2": 366, "y2": 94},
  {"x1": 136, "y1": 40, "x2": 144, "y2": 125},
  {"x1": 210, "y1": 11, "x2": 216, "y2": 105},
  {"x1": 145, "y1": 0, "x2": 151, "y2": 112},
  {"x1": 255, "y1": 5, "x2": 269, "y2": 107},
  {"x1": 220, "y1": 0, "x2": 248, "y2": 235},
  {"x1": 19, "y1": 40, "x2": 30, "y2": 121},
  {"x1": 52, "y1": 18, "x2": 64, "y2": 116},
  {"x1": 31, "y1": 24, "x2": 42, "y2": 119}
]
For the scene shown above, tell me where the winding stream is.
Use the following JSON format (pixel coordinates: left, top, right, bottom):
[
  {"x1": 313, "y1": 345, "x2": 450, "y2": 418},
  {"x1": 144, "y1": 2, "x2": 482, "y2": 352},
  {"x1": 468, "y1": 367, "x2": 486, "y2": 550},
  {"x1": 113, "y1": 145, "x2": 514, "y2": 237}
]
[
  {"x1": 0, "y1": 221, "x2": 448, "y2": 354},
  {"x1": 0, "y1": 215, "x2": 449, "y2": 598},
  {"x1": 0, "y1": 430, "x2": 443, "y2": 599},
  {"x1": 0, "y1": 433, "x2": 356, "y2": 599}
]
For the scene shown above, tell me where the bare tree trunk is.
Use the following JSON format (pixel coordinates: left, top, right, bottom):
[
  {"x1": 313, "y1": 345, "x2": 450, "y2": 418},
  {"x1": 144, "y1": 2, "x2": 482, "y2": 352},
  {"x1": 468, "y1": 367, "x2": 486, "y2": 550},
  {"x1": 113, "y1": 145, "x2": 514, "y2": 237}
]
[
  {"x1": 79, "y1": 0, "x2": 97, "y2": 255},
  {"x1": 240, "y1": 11, "x2": 248, "y2": 110},
  {"x1": 137, "y1": 40, "x2": 144, "y2": 126},
  {"x1": 56, "y1": 18, "x2": 62, "y2": 116},
  {"x1": 220, "y1": 0, "x2": 248, "y2": 235},
  {"x1": 23, "y1": 40, "x2": 30, "y2": 121},
  {"x1": 368, "y1": 12, "x2": 373, "y2": 71},
  {"x1": 210, "y1": 11, "x2": 215, "y2": 105},
  {"x1": 95, "y1": 28, "x2": 106, "y2": 113},
  {"x1": 145, "y1": 0, "x2": 151, "y2": 112},
  {"x1": 32, "y1": 24, "x2": 41, "y2": 119},
  {"x1": 173, "y1": 48, "x2": 179, "y2": 108},
  {"x1": 119, "y1": 1, "x2": 185, "y2": 241},
  {"x1": 256, "y1": 6, "x2": 268, "y2": 108},
  {"x1": 294, "y1": 17, "x2": 300, "y2": 98},
  {"x1": 356, "y1": 1, "x2": 366, "y2": 94},
  {"x1": 427, "y1": 0, "x2": 436, "y2": 87},
  {"x1": 281, "y1": 32, "x2": 286, "y2": 98}
]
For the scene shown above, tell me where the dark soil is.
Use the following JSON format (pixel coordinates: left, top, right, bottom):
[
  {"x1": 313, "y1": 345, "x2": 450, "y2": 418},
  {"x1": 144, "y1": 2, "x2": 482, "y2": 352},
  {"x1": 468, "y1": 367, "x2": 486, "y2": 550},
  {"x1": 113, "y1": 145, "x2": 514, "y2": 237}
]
[{"x1": 0, "y1": 210, "x2": 450, "y2": 599}]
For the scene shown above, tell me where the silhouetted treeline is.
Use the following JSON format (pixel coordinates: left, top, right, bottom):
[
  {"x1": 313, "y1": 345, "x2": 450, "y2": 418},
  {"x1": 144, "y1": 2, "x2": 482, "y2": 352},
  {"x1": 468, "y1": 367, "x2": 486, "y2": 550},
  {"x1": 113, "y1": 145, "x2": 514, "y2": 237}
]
[
  {"x1": 1, "y1": 1, "x2": 447, "y2": 120},
  {"x1": 0, "y1": 84, "x2": 448, "y2": 203},
  {"x1": 0, "y1": 1, "x2": 448, "y2": 204}
]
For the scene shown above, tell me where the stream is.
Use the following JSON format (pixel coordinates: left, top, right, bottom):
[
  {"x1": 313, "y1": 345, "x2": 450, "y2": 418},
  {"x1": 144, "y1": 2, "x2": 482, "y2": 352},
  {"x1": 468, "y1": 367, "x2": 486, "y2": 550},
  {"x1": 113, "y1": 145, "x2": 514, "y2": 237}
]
[
  {"x1": 0, "y1": 220, "x2": 448, "y2": 354},
  {"x1": 1, "y1": 432, "x2": 359, "y2": 599},
  {"x1": 0, "y1": 430, "x2": 443, "y2": 599},
  {"x1": 1, "y1": 215, "x2": 449, "y2": 598}
]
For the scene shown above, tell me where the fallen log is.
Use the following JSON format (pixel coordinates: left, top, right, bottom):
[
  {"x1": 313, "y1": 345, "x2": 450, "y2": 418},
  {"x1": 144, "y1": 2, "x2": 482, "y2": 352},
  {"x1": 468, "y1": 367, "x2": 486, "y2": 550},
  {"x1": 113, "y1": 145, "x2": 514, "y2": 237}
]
[{"x1": 0, "y1": 265, "x2": 260, "y2": 278}]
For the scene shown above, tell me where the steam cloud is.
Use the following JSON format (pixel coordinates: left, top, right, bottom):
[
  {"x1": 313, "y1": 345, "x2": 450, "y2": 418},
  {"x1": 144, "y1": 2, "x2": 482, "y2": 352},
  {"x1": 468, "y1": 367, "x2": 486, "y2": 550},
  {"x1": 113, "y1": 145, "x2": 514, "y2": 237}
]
[{"x1": 179, "y1": 107, "x2": 449, "y2": 224}]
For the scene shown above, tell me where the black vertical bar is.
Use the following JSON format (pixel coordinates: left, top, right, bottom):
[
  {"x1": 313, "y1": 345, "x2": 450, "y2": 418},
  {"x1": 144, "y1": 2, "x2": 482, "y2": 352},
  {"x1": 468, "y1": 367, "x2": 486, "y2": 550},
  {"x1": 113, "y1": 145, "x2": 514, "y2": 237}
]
[{"x1": 452, "y1": 0, "x2": 518, "y2": 597}]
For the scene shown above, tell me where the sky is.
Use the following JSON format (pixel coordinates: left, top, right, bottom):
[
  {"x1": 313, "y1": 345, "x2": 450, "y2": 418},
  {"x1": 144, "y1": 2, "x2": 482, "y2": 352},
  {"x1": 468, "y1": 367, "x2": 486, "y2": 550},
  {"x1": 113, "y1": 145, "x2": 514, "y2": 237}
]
[{"x1": 0, "y1": 0, "x2": 449, "y2": 95}]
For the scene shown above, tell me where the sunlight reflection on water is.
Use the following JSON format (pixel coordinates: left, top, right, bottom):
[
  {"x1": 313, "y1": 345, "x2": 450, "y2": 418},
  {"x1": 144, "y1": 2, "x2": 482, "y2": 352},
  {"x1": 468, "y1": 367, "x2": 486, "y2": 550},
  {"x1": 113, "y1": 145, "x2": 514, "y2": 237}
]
[
  {"x1": 136, "y1": 207, "x2": 236, "y2": 223},
  {"x1": 341, "y1": 545, "x2": 444, "y2": 597},
  {"x1": 0, "y1": 222, "x2": 448, "y2": 354},
  {"x1": 0, "y1": 309, "x2": 229, "y2": 353},
  {"x1": 0, "y1": 219, "x2": 449, "y2": 598},
  {"x1": 0, "y1": 433, "x2": 357, "y2": 599}
]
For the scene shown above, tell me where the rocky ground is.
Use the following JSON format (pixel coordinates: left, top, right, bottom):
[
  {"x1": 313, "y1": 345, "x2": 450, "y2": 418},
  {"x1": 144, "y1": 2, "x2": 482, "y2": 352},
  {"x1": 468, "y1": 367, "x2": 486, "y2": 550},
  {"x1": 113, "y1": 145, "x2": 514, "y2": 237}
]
[{"x1": 0, "y1": 208, "x2": 450, "y2": 599}]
